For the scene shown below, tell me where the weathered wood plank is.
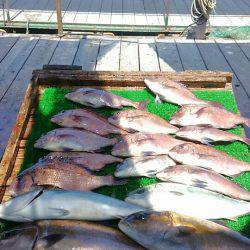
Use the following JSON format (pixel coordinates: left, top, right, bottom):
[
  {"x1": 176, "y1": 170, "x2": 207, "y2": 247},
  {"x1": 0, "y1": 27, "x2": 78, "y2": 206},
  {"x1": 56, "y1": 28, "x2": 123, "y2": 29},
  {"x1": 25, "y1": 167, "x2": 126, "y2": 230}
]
[
  {"x1": 49, "y1": 38, "x2": 80, "y2": 65},
  {"x1": 122, "y1": 0, "x2": 135, "y2": 25},
  {"x1": 156, "y1": 38, "x2": 183, "y2": 72},
  {"x1": 99, "y1": 0, "x2": 112, "y2": 24},
  {"x1": 86, "y1": 0, "x2": 102, "y2": 24},
  {"x1": 96, "y1": 37, "x2": 121, "y2": 71},
  {"x1": 111, "y1": 0, "x2": 123, "y2": 25},
  {"x1": 0, "y1": 36, "x2": 19, "y2": 63},
  {"x1": 0, "y1": 37, "x2": 59, "y2": 159},
  {"x1": 120, "y1": 37, "x2": 139, "y2": 71},
  {"x1": 138, "y1": 38, "x2": 160, "y2": 71},
  {"x1": 133, "y1": 0, "x2": 148, "y2": 25},
  {"x1": 63, "y1": 0, "x2": 81, "y2": 23},
  {"x1": 236, "y1": 41, "x2": 250, "y2": 61},
  {"x1": 175, "y1": 39, "x2": 206, "y2": 70},
  {"x1": 74, "y1": 0, "x2": 92, "y2": 23},
  {"x1": 0, "y1": 37, "x2": 39, "y2": 100},
  {"x1": 216, "y1": 40, "x2": 250, "y2": 97},
  {"x1": 73, "y1": 38, "x2": 100, "y2": 70},
  {"x1": 143, "y1": 0, "x2": 160, "y2": 25}
]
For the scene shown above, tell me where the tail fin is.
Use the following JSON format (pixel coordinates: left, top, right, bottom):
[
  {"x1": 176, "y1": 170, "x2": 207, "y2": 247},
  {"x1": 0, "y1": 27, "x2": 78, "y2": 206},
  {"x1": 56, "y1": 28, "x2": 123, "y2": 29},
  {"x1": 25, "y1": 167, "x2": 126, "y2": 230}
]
[
  {"x1": 241, "y1": 137, "x2": 250, "y2": 146},
  {"x1": 107, "y1": 175, "x2": 128, "y2": 186},
  {"x1": 204, "y1": 100, "x2": 224, "y2": 108},
  {"x1": 242, "y1": 117, "x2": 250, "y2": 127},
  {"x1": 135, "y1": 100, "x2": 149, "y2": 110}
]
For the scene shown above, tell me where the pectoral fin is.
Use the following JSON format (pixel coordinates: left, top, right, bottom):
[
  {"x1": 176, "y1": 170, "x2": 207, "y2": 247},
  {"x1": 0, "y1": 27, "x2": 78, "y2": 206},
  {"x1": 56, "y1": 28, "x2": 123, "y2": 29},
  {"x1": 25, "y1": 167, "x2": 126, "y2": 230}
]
[
  {"x1": 47, "y1": 208, "x2": 69, "y2": 218},
  {"x1": 155, "y1": 95, "x2": 162, "y2": 104},
  {"x1": 164, "y1": 226, "x2": 196, "y2": 243}
]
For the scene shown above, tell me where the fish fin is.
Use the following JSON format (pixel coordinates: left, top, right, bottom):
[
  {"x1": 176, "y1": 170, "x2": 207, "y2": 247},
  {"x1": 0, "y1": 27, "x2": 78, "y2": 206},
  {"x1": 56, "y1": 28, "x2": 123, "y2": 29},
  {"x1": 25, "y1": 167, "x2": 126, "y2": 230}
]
[
  {"x1": 194, "y1": 107, "x2": 207, "y2": 117},
  {"x1": 0, "y1": 188, "x2": 43, "y2": 215},
  {"x1": 201, "y1": 137, "x2": 214, "y2": 146},
  {"x1": 108, "y1": 175, "x2": 128, "y2": 186},
  {"x1": 163, "y1": 226, "x2": 196, "y2": 243},
  {"x1": 0, "y1": 214, "x2": 34, "y2": 222},
  {"x1": 135, "y1": 100, "x2": 149, "y2": 110},
  {"x1": 47, "y1": 208, "x2": 69, "y2": 218},
  {"x1": 36, "y1": 234, "x2": 66, "y2": 248},
  {"x1": 209, "y1": 219, "x2": 228, "y2": 227},
  {"x1": 155, "y1": 95, "x2": 162, "y2": 104},
  {"x1": 242, "y1": 117, "x2": 250, "y2": 127},
  {"x1": 204, "y1": 100, "x2": 224, "y2": 108}
]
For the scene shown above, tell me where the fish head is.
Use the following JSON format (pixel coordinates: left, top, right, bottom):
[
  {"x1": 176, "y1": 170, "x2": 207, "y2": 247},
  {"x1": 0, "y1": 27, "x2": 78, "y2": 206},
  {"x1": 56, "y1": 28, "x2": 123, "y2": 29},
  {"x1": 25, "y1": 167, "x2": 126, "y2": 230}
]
[
  {"x1": 9, "y1": 174, "x2": 34, "y2": 197},
  {"x1": 114, "y1": 161, "x2": 131, "y2": 177},
  {"x1": 144, "y1": 77, "x2": 163, "y2": 93},
  {"x1": 125, "y1": 187, "x2": 150, "y2": 207},
  {"x1": 50, "y1": 110, "x2": 71, "y2": 126},
  {"x1": 0, "y1": 226, "x2": 38, "y2": 250},
  {"x1": 119, "y1": 210, "x2": 194, "y2": 249},
  {"x1": 156, "y1": 166, "x2": 181, "y2": 180}
]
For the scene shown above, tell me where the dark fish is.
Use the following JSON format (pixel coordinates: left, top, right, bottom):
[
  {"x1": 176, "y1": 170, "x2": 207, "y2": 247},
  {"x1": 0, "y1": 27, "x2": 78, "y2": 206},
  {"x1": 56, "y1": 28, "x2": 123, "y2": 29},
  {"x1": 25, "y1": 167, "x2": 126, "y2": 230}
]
[
  {"x1": 144, "y1": 77, "x2": 222, "y2": 107},
  {"x1": 9, "y1": 161, "x2": 125, "y2": 196},
  {"x1": 175, "y1": 125, "x2": 250, "y2": 145},
  {"x1": 112, "y1": 133, "x2": 185, "y2": 157},
  {"x1": 108, "y1": 109, "x2": 179, "y2": 134},
  {"x1": 34, "y1": 128, "x2": 117, "y2": 152},
  {"x1": 0, "y1": 220, "x2": 144, "y2": 250},
  {"x1": 157, "y1": 165, "x2": 250, "y2": 201},
  {"x1": 169, "y1": 143, "x2": 250, "y2": 177},
  {"x1": 65, "y1": 88, "x2": 149, "y2": 109},
  {"x1": 119, "y1": 211, "x2": 250, "y2": 250},
  {"x1": 51, "y1": 109, "x2": 127, "y2": 135},
  {"x1": 170, "y1": 105, "x2": 250, "y2": 129},
  {"x1": 40, "y1": 152, "x2": 122, "y2": 171}
]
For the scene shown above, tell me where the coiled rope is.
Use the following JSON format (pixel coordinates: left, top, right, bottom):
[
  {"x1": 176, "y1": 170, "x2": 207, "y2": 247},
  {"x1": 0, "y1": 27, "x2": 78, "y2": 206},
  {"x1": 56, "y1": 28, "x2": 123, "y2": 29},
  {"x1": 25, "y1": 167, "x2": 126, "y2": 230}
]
[{"x1": 191, "y1": 0, "x2": 216, "y2": 24}]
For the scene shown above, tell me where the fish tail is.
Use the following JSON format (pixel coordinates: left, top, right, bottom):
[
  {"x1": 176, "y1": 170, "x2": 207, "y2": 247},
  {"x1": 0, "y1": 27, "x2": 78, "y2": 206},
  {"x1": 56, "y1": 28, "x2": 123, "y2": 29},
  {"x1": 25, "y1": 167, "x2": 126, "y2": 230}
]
[
  {"x1": 134, "y1": 100, "x2": 149, "y2": 110},
  {"x1": 242, "y1": 117, "x2": 250, "y2": 127},
  {"x1": 204, "y1": 100, "x2": 224, "y2": 108},
  {"x1": 107, "y1": 175, "x2": 128, "y2": 186}
]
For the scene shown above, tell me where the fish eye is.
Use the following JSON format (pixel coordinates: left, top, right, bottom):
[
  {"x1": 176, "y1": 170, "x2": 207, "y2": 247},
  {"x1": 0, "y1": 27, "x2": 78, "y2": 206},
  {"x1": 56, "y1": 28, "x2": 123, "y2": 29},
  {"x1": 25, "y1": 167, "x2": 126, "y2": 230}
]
[
  {"x1": 136, "y1": 189, "x2": 145, "y2": 194},
  {"x1": 135, "y1": 213, "x2": 148, "y2": 221}
]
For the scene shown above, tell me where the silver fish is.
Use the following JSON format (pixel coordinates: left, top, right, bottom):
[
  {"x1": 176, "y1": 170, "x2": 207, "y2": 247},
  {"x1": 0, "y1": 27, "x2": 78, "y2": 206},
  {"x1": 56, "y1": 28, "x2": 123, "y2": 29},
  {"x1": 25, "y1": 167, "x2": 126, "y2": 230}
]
[
  {"x1": 65, "y1": 88, "x2": 148, "y2": 109},
  {"x1": 108, "y1": 109, "x2": 178, "y2": 134},
  {"x1": 0, "y1": 189, "x2": 144, "y2": 222},
  {"x1": 51, "y1": 109, "x2": 127, "y2": 135},
  {"x1": 170, "y1": 105, "x2": 250, "y2": 129},
  {"x1": 115, "y1": 155, "x2": 176, "y2": 178},
  {"x1": 169, "y1": 143, "x2": 250, "y2": 177},
  {"x1": 119, "y1": 211, "x2": 250, "y2": 250},
  {"x1": 125, "y1": 182, "x2": 250, "y2": 220},
  {"x1": 112, "y1": 133, "x2": 185, "y2": 157},
  {"x1": 144, "y1": 77, "x2": 222, "y2": 107},
  {"x1": 157, "y1": 165, "x2": 250, "y2": 201},
  {"x1": 34, "y1": 128, "x2": 117, "y2": 152},
  {"x1": 175, "y1": 125, "x2": 250, "y2": 145}
]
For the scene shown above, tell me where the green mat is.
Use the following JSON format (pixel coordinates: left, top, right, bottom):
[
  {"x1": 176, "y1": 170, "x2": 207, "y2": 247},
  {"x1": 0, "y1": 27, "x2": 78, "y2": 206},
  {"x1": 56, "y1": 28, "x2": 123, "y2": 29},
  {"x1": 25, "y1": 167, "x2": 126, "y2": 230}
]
[
  {"x1": 0, "y1": 88, "x2": 249, "y2": 237},
  {"x1": 209, "y1": 26, "x2": 250, "y2": 40}
]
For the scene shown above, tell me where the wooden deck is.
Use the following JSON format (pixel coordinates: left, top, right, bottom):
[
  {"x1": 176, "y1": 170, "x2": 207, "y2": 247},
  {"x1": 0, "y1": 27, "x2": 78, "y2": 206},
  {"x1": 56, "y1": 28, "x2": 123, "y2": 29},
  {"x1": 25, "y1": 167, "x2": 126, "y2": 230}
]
[
  {"x1": 0, "y1": 0, "x2": 250, "y2": 30},
  {"x1": 0, "y1": 34, "x2": 249, "y2": 159}
]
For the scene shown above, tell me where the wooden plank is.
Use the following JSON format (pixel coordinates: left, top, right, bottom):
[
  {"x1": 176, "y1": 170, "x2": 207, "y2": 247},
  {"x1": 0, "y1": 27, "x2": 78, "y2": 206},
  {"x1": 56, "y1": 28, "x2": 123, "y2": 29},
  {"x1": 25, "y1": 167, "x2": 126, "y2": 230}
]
[
  {"x1": 0, "y1": 37, "x2": 39, "y2": 100},
  {"x1": 153, "y1": 0, "x2": 166, "y2": 26},
  {"x1": 143, "y1": 0, "x2": 160, "y2": 25},
  {"x1": 175, "y1": 39, "x2": 206, "y2": 70},
  {"x1": 120, "y1": 37, "x2": 139, "y2": 71},
  {"x1": 236, "y1": 41, "x2": 250, "y2": 61},
  {"x1": 63, "y1": 0, "x2": 82, "y2": 23},
  {"x1": 49, "y1": 38, "x2": 80, "y2": 65},
  {"x1": 195, "y1": 40, "x2": 232, "y2": 72},
  {"x1": 216, "y1": 39, "x2": 250, "y2": 97},
  {"x1": 0, "y1": 37, "x2": 59, "y2": 159},
  {"x1": 86, "y1": 0, "x2": 102, "y2": 24},
  {"x1": 96, "y1": 37, "x2": 121, "y2": 71},
  {"x1": 35, "y1": 0, "x2": 55, "y2": 22},
  {"x1": 49, "y1": 0, "x2": 71, "y2": 22},
  {"x1": 133, "y1": 0, "x2": 148, "y2": 26},
  {"x1": 0, "y1": 36, "x2": 19, "y2": 63},
  {"x1": 122, "y1": 0, "x2": 135, "y2": 25},
  {"x1": 155, "y1": 38, "x2": 183, "y2": 72},
  {"x1": 73, "y1": 38, "x2": 100, "y2": 70},
  {"x1": 138, "y1": 38, "x2": 160, "y2": 71},
  {"x1": 111, "y1": 0, "x2": 123, "y2": 25},
  {"x1": 74, "y1": 0, "x2": 92, "y2": 23},
  {"x1": 99, "y1": 0, "x2": 112, "y2": 25}
]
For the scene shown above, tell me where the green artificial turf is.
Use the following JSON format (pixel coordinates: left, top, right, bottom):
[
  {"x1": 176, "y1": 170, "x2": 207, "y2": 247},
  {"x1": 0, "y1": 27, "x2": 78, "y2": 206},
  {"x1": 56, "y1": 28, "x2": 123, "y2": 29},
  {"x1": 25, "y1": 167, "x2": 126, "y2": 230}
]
[{"x1": 0, "y1": 88, "x2": 249, "y2": 236}]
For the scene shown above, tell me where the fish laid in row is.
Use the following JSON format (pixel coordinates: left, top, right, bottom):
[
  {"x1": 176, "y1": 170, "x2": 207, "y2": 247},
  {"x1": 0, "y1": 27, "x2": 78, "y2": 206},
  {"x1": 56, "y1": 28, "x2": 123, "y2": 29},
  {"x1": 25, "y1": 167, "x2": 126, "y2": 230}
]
[
  {"x1": 0, "y1": 220, "x2": 143, "y2": 250},
  {"x1": 176, "y1": 125, "x2": 250, "y2": 145},
  {"x1": 51, "y1": 109, "x2": 127, "y2": 135},
  {"x1": 34, "y1": 128, "x2": 117, "y2": 152},
  {"x1": 108, "y1": 109, "x2": 178, "y2": 134},
  {"x1": 170, "y1": 104, "x2": 250, "y2": 129},
  {"x1": 169, "y1": 143, "x2": 250, "y2": 177},
  {"x1": 119, "y1": 211, "x2": 250, "y2": 250},
  {"x1": 66, "y1": 88, "x2": 148, "y2": 109},
  {"x1": 10, "y1": 161, "x2": 125, "y2": 197},
  {"x1": 115, "y1": 155, "x2": 176, "y2": 178},
  {"x1": 144, "y1": 77, "x2": 222, "y2": 107},
  {"x1": 112, "y1": 133, "x2": 185, "y2": 157},
  {"x1": 40, "y1": 152, "x2": 122, "y2": 171},
  {"x1": 157, "y1": 165, "x2": 250, "y2": 201},
  {"x1": 125, "y1": 183, "x2": 250, "y2": 220},
  {"x1": 0, "y1": 189, "x2": 143, "y2": 222}
]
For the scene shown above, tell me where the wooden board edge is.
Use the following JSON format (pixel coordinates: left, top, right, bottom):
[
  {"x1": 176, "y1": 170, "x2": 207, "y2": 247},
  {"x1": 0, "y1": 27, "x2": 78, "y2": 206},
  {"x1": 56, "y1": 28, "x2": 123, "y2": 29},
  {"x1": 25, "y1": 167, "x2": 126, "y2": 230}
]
[{"x1": 0, "y1": 76, "x2": 38, "y2": 202}]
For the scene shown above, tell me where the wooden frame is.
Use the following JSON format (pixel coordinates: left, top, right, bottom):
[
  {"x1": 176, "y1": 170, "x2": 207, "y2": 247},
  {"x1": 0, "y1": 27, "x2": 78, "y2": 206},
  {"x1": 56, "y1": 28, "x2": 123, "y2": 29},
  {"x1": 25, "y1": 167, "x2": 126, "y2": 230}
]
[{"x1": 0, "y1": 66, "x2": 233, "y2": 202}]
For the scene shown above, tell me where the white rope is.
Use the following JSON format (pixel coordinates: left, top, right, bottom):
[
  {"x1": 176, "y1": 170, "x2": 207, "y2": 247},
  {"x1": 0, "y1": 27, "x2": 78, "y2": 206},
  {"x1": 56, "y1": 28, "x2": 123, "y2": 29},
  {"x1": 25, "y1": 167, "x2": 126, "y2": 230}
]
[{"x1": 191, "y1": 0, "x2": 216, "y2": 24}]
